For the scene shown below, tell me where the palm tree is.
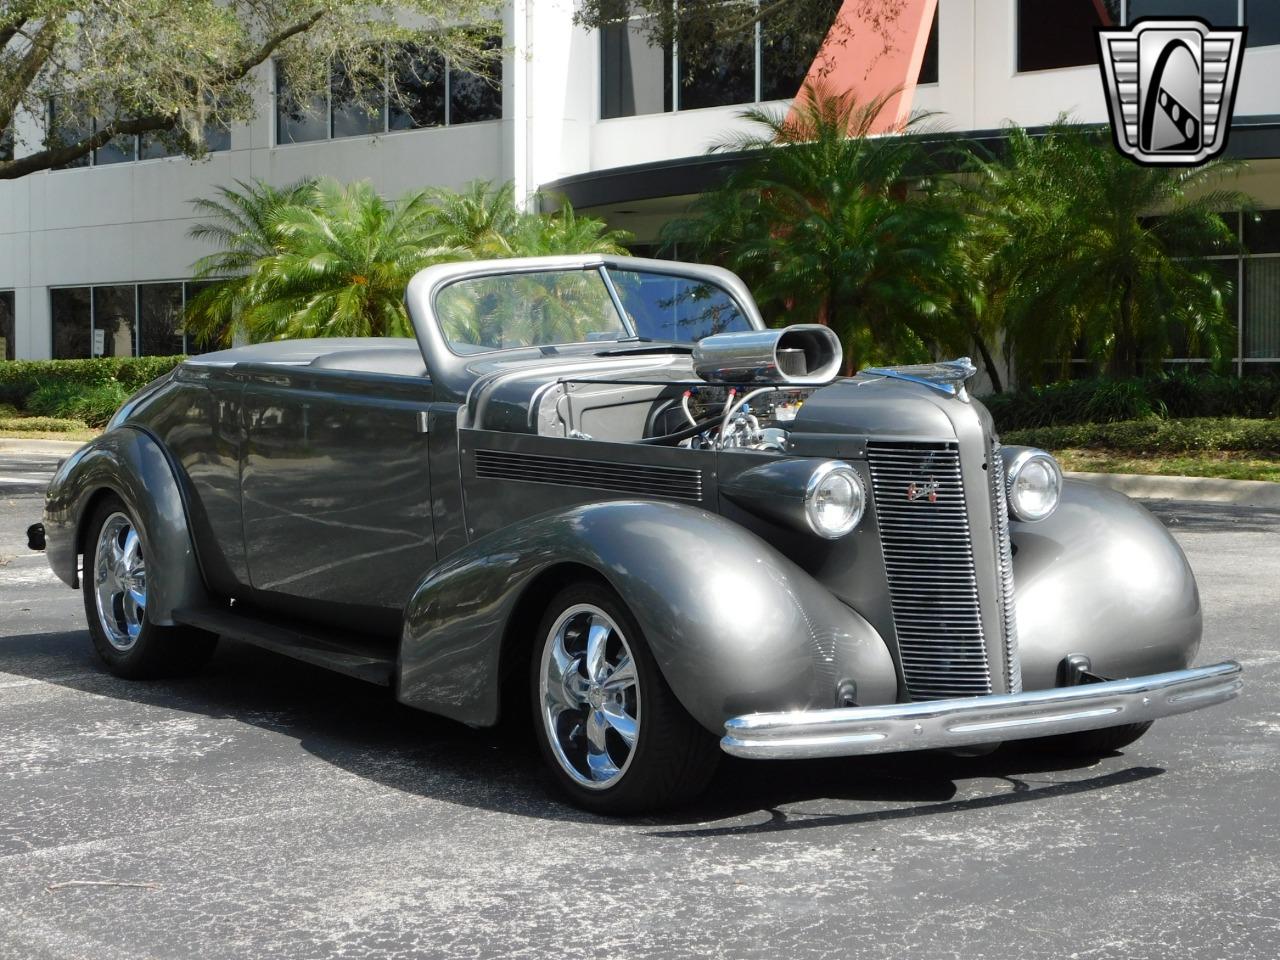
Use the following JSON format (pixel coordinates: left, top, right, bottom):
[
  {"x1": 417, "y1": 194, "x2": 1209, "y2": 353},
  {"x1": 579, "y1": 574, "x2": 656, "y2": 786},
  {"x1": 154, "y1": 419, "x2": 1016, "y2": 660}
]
[
  {"x1": 185, "y1": 178, "x2": 317, "y2": 347},
  {"x1": 662, "y1": 85, "x2": 966, "y2": 373},
  {"x1": 961, "y1": 121, "x2": 1246, "y2": 382},
  {"x1": 244, "y1": 178, "x2": 458, "y2": 340},
  {"x1": 427, "y1": 180, "x2": 525, "y2": 257},
  {"x1": 429, "y1": 179, "x2": 631, "y2": 258},
  {"x1": 514, "y1": 198, "x2": 632, "y2": 257}
]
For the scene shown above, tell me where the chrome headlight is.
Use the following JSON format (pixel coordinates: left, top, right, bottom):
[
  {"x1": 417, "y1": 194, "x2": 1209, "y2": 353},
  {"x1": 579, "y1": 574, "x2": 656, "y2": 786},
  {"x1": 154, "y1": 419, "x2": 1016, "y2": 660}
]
[
  {"x1": 1005, "y1": 448, "x2": 1062, "y2": 522},
  {"x1": 804, "y1": 461, "x2": 866, "y2": 538}
]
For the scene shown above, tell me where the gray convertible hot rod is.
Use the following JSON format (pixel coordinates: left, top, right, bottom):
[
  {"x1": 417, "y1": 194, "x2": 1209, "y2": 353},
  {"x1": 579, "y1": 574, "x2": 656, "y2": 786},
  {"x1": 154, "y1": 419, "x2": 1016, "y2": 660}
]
[{"x1": 35, "y1": 255, "x2": 1242, "y2": 812}]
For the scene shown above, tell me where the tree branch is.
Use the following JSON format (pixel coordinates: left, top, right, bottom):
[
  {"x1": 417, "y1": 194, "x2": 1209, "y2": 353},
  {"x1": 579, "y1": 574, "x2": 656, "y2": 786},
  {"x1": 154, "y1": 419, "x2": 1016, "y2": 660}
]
[
  {"x1": 0, "y1": 8, "x2": 329, "y2": 179},
  {"x1": 0, "y1": 112, "x2": 171, "y2": 179},
  {"x1": 0, "y1": 16, "x2": 59, "y2": 139},
  {"x1": 216, "y1": 9, "x2": 327, "y2": 85}
]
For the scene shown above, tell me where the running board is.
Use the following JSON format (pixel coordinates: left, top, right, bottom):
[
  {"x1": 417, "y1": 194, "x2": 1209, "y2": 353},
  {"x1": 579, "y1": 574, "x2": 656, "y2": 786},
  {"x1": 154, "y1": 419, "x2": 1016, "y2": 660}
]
[{"x1": 173, "y1": 606, "x2": 397, "y2": 686}]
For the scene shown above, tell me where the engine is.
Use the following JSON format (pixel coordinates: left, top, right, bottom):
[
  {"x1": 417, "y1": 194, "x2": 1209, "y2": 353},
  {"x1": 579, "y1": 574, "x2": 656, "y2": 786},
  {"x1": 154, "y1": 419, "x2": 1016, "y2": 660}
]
[{"x1": 673, "y1": 384, "x2": 813, "y2": 453}]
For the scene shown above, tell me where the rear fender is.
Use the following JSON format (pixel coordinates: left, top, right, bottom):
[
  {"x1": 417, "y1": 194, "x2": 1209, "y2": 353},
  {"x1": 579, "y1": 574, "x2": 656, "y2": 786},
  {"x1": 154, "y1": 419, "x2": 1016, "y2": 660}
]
[
  {"x1": 1013, "y1": 479, "x2": 1202, "y2": 689},
  {"x1": 43, "y1": 426, "x2": 209, "y2": 624},
  {"x1": 397, "y1": 500, "x2": 896, "y2": 731}
]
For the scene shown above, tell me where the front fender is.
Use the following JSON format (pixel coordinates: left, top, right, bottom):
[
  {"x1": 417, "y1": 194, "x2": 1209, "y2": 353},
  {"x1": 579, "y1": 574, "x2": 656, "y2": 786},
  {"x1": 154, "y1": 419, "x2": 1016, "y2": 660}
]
[
  {"x1": 397, "y1": 500, "x2": 897, "y2": 731},
  {"x1": 1013, "y1": 479, "x2": 1202, "y2": 689},
  {"x1": 43, "y1": 426, "x2": 209, "y2": 624}
]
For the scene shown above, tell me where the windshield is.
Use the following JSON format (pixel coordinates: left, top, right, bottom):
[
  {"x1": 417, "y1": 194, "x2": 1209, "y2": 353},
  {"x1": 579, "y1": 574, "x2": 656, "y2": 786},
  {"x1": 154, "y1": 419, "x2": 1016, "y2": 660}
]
[
  {"x1": 434, "y1": 265, "x2": 753, "y2": 355},
  {"x1": 608, "y1": 269, "x2": 752, "y2": 342},
  {"x1": 436, "y1": 269, "x2": 628, "y2": 353}
]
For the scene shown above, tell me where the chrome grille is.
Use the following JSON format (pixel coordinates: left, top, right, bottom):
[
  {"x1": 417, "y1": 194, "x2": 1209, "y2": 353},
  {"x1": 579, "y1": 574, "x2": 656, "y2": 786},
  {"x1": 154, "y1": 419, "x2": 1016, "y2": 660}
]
[
  {"x1": 991, "y1": 441, "x2": 1022, "y2": 694},
  {"x1": 474, "y1": 449, "x2": 704, "y2": 503},
  {"x1": 867, "y1": 441, "x2": 992, "y2": 701}
]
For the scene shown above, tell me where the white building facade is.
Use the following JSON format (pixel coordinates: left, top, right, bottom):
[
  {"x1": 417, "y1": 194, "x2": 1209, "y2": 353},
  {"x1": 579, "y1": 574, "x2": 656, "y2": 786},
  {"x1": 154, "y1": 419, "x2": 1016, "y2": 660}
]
[{"x1": 2, "y1": 0, "x2": 1279, "y2": 369}]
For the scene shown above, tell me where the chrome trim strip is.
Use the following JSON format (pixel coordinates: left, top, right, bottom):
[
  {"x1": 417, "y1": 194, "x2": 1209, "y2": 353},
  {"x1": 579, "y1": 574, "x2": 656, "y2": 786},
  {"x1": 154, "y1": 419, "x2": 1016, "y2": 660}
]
[
  {"x1": 991, "y1": 440, "x2": 1022, "y2": 694},
  {"x1": 720, "y1": 661, "x2": 1243, "y2": 759}
]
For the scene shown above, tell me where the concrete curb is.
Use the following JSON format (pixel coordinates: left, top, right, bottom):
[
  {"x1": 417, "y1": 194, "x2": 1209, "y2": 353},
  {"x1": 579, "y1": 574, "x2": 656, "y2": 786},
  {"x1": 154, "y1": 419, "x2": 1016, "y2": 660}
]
[
  {"x1": 1067, "y1": 470, "x2": 1280, "y2": 508},
  {"x1": 0, "y1": 438, "x2": 86, "y2": 457}
]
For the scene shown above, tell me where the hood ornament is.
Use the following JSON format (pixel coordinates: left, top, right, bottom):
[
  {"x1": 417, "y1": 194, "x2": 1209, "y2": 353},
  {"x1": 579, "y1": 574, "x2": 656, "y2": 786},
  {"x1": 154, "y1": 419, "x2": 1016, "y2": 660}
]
[{"x1": 860, "y1": 357, "x2": 977, "y2": 400}]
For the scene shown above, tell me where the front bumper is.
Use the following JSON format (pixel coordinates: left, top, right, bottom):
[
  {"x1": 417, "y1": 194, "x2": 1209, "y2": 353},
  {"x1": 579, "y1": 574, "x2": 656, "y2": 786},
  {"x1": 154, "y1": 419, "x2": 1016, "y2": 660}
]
[{"x1": 721, "y1": 661, "x2": 1243, "y2": 759}]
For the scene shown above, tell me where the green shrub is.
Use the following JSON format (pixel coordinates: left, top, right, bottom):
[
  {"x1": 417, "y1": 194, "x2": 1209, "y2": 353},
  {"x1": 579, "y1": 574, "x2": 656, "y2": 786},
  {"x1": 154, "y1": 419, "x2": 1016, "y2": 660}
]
[
  {"x1": 0, "y1": 402, "x2": 17, "y2": 418},
  {"x1": 1003, "y1": 417, "x2": 1280, "y2": 454},
  {"x1": 0, "y1": 415, "x2": 90, "y2": 433},
  {"x1": 26, "y1": 381, "x2": 131, "y2": 428},
  {"x1": 983, "y1": 373, "x2": 1280, "y2": 430},
  {"x1": 0, "y1": 355, "x2": 184, "y2": 412}
]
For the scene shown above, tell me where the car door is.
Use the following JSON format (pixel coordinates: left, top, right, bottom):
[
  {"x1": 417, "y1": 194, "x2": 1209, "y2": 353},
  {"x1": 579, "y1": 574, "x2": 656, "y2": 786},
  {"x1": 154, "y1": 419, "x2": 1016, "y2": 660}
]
[{"x1": 238, "y1": 366, "x2": 435, "y2": 633}]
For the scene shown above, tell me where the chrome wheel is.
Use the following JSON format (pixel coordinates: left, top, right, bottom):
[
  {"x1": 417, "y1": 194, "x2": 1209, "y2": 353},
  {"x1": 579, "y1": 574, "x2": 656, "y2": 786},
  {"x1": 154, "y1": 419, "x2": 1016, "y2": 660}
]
[
  {"x1": 93, "y1": 512, "x2": 147, "y2": 652},
  {"x1": 539, "y1": 603, "x2": 641, "y2": 790}
]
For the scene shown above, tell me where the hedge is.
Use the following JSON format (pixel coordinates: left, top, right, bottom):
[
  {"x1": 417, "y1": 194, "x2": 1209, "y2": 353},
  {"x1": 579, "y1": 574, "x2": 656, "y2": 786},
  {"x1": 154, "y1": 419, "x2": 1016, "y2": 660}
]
[
  {"x1": 982, "y1": 374, "x2": 1280, "y2": 430},
  {"x1": 0, "y1": 356, "x2": 185, "y2": 427},
  {"x1": 0, "y1": 415, "x2": 90, "y2": 433},
  {"x1": 1002, "y1": 418, "x2": 1280, "y2": 454},
  {"x1": 0, "y1": 356, "x2": 185, "y2": 403}
]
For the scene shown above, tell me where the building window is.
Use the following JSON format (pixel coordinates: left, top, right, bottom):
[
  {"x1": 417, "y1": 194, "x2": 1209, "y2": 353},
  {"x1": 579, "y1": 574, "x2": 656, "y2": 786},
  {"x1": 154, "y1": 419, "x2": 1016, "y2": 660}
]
[
  {"x1": 677, "y1": 23, "x2": 757, "y2": 111},
  {"x1": 1126, "y1": 1, "x2": 1239, "y2": 24},
  {"x1": 1018, "y1": 0, "x2": 1121, "y2": 72},
  {"x1": 601, "y1": 0, "x2": 937, "y2": 117},
  {"x1": 93, "y1": 285, "x2": 137, "y2": 357},
  {"x1": 47, "y1": 99, "x2": 91, "y2": 170},
  {"x1": 50, "y1": 281, "x2": 220, "y2": 359},
  {"x1": 390, "y1": 47, "x2": 447, "y2": 129},
  {"x1": 138, "y1": 283, "x2": 187, "y2": 357},
  {"x1": 448, "y1": 37, "x2": 504, "y2": 125},
  {"x1": 275, "y1": 42, "x2": 501, "y2": 146},
  {"x1": 600, "y1": 14, "x2": 671, "y2": 118},
  {"x1": 0, "y1": 290, "x2": 14, "y2": 361},
  {"x1": 1244, "y1": 259, "x2": 1280, "y2": 359},
  {"x1": 51, "y1": 287, "x2": 92, "y2": 358},
  {"x1": 1247, "y1": 0, "x2": 1280, "y2": 46},
  {"x1": 919, "y1": 7, "x2": 940, "y2": 84},
  {"x1": 1243, "y1": 211, "x2": 1280, "y2": 361},
  {"x1": 0, "y1": 126, "x2": 13, "y2": 163},
  {"x1": 48, "y1": 98, "x2": 229, "y2": 170}
]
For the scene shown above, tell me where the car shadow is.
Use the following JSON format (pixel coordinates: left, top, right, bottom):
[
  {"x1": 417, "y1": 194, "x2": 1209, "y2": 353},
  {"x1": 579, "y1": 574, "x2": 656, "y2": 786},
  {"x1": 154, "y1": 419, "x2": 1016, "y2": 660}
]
[{"x1": 0, "y1": 630, "x2": 1164, "y2": 829}]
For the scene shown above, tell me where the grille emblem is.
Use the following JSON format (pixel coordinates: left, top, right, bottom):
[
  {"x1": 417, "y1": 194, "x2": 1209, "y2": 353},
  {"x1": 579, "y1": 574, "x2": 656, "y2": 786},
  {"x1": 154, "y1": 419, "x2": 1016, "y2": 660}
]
[{"x1": 906, "y1": 478, "x2": 939, "y2": 504}]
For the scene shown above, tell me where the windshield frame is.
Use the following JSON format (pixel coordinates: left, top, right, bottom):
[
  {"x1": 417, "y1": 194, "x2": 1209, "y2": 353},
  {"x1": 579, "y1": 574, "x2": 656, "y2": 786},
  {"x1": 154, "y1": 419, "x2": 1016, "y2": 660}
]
[{"x1": 405, "y1": 255, "x2": 766, "y2": 401}]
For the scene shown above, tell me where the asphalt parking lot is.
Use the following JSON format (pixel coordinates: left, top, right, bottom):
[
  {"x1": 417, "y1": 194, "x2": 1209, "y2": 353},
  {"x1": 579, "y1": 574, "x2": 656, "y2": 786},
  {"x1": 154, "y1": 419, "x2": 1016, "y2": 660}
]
[{"x1": 1, "y1": 448, "x2": 1277, "y2": 960}]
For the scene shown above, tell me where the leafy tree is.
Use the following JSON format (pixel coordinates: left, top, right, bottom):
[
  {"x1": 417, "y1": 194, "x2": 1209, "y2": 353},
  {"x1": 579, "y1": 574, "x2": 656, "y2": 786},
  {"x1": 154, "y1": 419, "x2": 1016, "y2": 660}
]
[
  {"x1": 663, "y1": 85, "x2": 965, "y2": 373},
  {"x1": 960, "y1": 122, "x2": 1246, "y2": 382},
  {"x1": 0, "y1": 0, "x2": 498, "y2": 179}
]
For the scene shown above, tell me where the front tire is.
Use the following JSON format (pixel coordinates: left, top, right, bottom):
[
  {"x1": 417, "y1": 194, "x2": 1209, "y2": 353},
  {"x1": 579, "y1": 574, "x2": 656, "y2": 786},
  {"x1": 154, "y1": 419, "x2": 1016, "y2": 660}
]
[
  {"x1": 530, "y1": 582, "x2": 719, "y2": 814},
  {"x1": 81, "y1": 494, "x2": 217, "y2": 679}
]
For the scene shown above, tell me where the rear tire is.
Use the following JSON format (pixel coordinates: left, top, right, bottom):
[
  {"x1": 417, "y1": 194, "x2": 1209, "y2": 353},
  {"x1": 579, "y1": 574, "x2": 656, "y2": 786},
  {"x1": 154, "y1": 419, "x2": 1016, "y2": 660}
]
[
  {"x1": 1027, "y1": 721, "x2": 1153, "y2": 757},
  {"x1": 81, "y1": 494, "x2": 217, "y2": 679},
  {"x1": 530, "y1": 581, "x2": 720, "y2": 814}
]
